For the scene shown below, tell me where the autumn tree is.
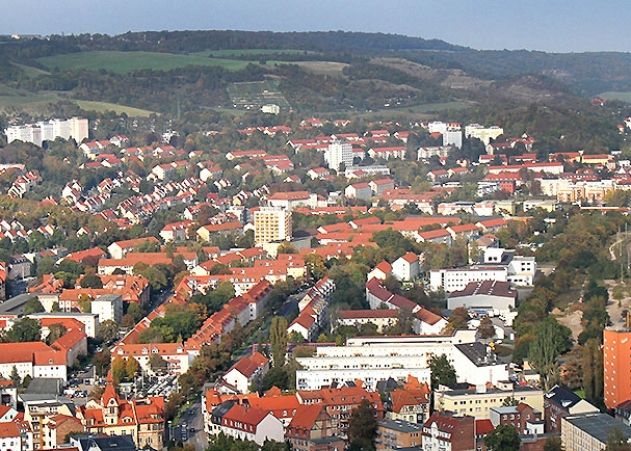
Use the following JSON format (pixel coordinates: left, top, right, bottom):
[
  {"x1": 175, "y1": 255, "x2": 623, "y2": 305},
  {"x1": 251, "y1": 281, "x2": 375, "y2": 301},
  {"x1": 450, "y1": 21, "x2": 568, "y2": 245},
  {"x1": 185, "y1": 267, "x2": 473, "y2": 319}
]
[
  {"x1": 304, "y1": 254, "x2": 326, "y2": 280},
  {"x1": 478, "y1": 316, "x2": 496, "y2": 339},
  {"x1": 111, "y1": 357, "x2": 127, "y2": 385},
  {"x1": 98, "y1": 320, "x2": 119, "y2": 343},
  {"x1": 444, "y1": 307, "x2": 469, "y2": 333},
  {"x1": 126, "y1": 357, "x2": 140, "y2": 379}
]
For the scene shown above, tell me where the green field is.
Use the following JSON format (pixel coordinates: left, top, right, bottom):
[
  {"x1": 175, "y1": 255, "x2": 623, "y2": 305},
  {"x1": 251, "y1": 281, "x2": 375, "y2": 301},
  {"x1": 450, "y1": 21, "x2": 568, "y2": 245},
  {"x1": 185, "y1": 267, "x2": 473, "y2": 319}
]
[
  {"x1": 73, "y1": 100, "x2": 155, "y2": 117},
  {"x1": 354, "y1": 100, "x2": 473, "y2": 119},
  {"x1": 201, "y1": 48, "x2": 311, "y2": 58},
  {"x1": 600, "y1": 91, "x2": 631, "y2": 103},
  {"x1": 0, "y1": 83, "x2": 156, "y2": 116},
  {"x1": 0, "y1": 84, "x2": 61, "y2": 111},
  {"x1": 37, "y1": 51, "x2": 255, "y2": 74}
]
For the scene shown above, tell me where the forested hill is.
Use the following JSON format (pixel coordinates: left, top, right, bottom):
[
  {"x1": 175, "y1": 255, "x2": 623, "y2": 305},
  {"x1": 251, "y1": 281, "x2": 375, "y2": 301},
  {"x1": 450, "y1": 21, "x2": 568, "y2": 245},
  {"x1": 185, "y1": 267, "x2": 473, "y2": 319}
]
[
  {"x1": 0, "y1": 30, "x2": 465, "y2": 59},
  {"x1": 1, "y1": 28, "x2": 631, "y2": 152},
  {"x1": 3, "y1": 29, "x2": 631, "y2": 96}
]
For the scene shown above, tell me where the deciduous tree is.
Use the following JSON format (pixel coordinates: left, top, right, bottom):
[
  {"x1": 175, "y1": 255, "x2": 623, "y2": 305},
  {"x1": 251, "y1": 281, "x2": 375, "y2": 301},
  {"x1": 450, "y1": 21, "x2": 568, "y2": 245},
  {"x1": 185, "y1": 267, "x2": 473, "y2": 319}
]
[
  {"x1": 348, "y1": 399, "x2": 377, "y2": 451},
  {"x1": 484, "y1": 424, "x2": 520, "y2": 451}
]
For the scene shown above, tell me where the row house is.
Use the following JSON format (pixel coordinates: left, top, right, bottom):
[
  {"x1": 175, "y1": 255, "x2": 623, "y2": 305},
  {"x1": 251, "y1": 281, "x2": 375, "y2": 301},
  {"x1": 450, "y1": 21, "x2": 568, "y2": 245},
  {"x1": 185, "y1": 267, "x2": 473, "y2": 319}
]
[{"x1": 8, "y1": 171, "x2": 41, "y2": 198}]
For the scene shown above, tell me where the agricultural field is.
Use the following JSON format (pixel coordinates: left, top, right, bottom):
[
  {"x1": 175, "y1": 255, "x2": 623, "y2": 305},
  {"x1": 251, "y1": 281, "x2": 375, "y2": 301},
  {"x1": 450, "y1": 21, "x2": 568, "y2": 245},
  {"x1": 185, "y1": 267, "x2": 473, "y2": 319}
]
[
  {"x1": 37, "y1": 51, "x2": 255, "y2": 74},
  {"x1": 227, "y1": 80, "x2": 291, "y2": 110}
]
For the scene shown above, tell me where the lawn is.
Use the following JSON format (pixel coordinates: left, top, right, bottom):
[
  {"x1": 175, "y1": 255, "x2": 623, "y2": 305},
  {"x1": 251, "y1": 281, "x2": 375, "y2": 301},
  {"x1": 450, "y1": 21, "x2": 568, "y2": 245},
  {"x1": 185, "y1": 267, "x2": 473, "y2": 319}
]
[
  {"x1": 73, "y1": 100, "x2": 155, "y2": 117},
  {"x1": 600, "y1": 91, "x2": 631, "y2": 103},
  {"x1": 37, "y1": 50, "x2": 254, "y2": 74}
]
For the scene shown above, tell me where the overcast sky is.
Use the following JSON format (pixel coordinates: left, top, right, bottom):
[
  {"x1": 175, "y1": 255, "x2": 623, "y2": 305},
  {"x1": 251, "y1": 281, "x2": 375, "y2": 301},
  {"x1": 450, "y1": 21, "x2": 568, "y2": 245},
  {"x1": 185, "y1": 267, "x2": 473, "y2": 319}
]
[{"x1": 1, "y1": 0, "x2": 628, "y2": 53}]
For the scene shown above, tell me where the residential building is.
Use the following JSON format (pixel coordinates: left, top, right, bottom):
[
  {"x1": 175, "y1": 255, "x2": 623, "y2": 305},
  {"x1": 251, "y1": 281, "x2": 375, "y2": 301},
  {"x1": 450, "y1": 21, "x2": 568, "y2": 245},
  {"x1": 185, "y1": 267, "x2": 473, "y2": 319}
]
[
  {"x1": 561, "y1": 413, "x2": 631, "y2": 451},
  {"x1": 71, "y1": 435, "x2": 137, "y2": 451},
  {"x1": 41, "y1": 414, "x2": 84, "y2": 450},
  {"x1": 345, "y1": 183, "x2": 372, "y2": 201},
  {"x1": 285, "y1": 404, "x2": 344, "y2": 451},
  {"x1": 267, "y1": 191, "x2": 318, "y2": 210},
  {"x1": 545, "y1": 385, "x2": 599, "y2": 433},
  {"x1": 376, "y1": 419, "x2": 423, "y2": 451},
  {"x1": 254, "y1": 207, "x2": 292, "y2": 245},
  {"x1": 465, "y1": 124, "x2": 504, "y2": 145},
  {"x1": 211, "y1": 403, "x2": 285, "y2": 445},
  {"x1": 386, "y1": 380, "x2": 431, "y2": 424},
  {"x1": 434, "y1": 382, "x2": 544, "y2": 420},
  {"x1": 369, "y1": 178, "x2": 395, "y2": 195},
  {"x1": 296, "y1": 331, "x2": 507, "y2": 390},
  {"x1": 111, "y1": 342, "x2": 192, "y2": 375},
  {"x1": 196, "y1": 222, "x2": 244, "y2": 242},
  {"x1": 429, "y1": 266, "x2": 509, "y2": 292},
  {"x1": 296, "y1": 385, "x2": 384, "y2": 437},
  {"x1": 418, "y1": 146, "x2": 452, "y2": 160},
  {"x1": 391, "y1": 252, "x2": 420, "y2": 281},
  {"x1": 324, "y1": 140, "x2": 353, "y2": 171},
  {"x1": 604, "y1": 328, "x2": 631, "y2": 409},
  {"x1": 77, "y1": 382, "x2": 165, "y2": 449},
  {"x1": 91, "y1": 294, "x2": 123, "y2": 323},
  {"x1": 107, "y1": 237, "x2": 160, "y2": 260},
  {"x1": 5, "y1": 117, "x2": 88, "y2": 147},
  {"x1": 336, "y1": 309, "x2": 398, "y2": 333},
  {"x1": 422, "y1": 413, "x2": 475, "y2": 451},
  {"x1": 222, "y1": 351, "x2": 270, "y2": 394},
  {"x1": 489, "y1": 402, "x2": 541, "y2": 434},
  {"x1": 0, "y1": 341, "x2": 69, "y2": 382},
  {"x1": 368, "y1": 146, "x2": 407, "y2": 160},
  {"x1": 443, "y1": 129, "x2": 463, "y2": 148}
]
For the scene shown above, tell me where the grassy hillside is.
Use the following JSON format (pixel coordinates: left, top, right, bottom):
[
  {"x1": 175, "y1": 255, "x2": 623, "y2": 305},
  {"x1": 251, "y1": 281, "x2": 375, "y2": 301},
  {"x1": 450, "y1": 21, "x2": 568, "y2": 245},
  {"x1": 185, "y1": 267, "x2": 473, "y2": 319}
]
[
  {"x1": 72, "y1": 100, "x2": 155, "y2": 117},
  {"x1": 37, "y1": 51, "x2": 254, "y2": 74}
]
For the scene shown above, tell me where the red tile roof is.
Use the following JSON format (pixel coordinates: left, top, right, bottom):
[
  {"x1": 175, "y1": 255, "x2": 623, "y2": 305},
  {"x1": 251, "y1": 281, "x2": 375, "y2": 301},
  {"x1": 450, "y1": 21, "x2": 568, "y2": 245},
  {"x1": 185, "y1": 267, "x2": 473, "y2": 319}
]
[{"x1": 229, "y1": 351, "x2": 269, "y2": 378}]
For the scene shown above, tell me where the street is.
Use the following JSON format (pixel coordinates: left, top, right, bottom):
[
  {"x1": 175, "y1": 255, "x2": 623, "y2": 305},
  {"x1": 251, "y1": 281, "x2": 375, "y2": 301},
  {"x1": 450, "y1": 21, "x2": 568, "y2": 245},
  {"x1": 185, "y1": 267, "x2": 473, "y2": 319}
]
[{"x1": 181, "y1": 402, "x2": 207, "y2": 450}]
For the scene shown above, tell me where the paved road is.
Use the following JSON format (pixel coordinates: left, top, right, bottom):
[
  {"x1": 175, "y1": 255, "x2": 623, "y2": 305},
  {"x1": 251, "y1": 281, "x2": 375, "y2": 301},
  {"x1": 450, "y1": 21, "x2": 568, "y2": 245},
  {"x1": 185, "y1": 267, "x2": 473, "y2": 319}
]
[{"x1": 185, "y1": 402, "x2": 207, "y2": 450}]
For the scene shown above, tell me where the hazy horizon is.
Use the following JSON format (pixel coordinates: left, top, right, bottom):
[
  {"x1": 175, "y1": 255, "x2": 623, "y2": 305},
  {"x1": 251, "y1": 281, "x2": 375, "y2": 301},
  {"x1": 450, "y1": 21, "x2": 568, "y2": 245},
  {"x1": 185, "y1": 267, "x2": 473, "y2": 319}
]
[{"x1": 1, "y1": 0, "x2": 629, "y2": 53}]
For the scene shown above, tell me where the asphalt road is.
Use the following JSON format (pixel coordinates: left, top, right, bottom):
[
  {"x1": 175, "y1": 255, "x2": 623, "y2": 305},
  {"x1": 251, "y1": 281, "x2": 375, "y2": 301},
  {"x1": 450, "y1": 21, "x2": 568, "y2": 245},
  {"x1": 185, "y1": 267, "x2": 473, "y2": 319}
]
[{"x1": 184, "y1": 401, "x2": 207, "y2": 450}]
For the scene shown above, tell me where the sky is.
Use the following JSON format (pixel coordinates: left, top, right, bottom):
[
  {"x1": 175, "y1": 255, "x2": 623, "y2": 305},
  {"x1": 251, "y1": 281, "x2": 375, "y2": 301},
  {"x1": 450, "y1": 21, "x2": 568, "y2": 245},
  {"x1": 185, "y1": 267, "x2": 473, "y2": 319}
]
[{"x1": 0, "y1": 0, "x2": 628, "y2": 53}]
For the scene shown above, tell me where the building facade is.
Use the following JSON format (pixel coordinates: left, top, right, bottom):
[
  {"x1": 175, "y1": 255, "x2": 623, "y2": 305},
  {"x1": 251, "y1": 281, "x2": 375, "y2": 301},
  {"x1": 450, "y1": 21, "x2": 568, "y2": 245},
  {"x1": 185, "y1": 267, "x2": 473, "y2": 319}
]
[{"x1": 254, "y1": 207, "x2": 292, "y2": 245}]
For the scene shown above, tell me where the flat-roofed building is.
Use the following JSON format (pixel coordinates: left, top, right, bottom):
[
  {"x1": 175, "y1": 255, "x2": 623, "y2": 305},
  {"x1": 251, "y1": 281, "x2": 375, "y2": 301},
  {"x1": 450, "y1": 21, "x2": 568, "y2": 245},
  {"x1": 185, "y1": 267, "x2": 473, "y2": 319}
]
[{"x1": 561, "y1": 413, "x2": 631, "y2": 451}]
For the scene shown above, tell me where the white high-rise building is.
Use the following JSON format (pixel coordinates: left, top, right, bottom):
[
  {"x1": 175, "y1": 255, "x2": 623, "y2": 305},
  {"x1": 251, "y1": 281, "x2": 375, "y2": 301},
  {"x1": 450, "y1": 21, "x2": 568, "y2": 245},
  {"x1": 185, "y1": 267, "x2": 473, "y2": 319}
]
[
  {"x1": 254, "y1": 207, "x2": 292, "y2": 245},
  {"x1": 324, "y1": 140, "x2": 353, "y2": 171},
  {"x1": 4, "y1": 117, "x2": 88, "y2": 147},
  {"x1": 443, "y1": 129, "x2": 463, "y2": 149}
]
